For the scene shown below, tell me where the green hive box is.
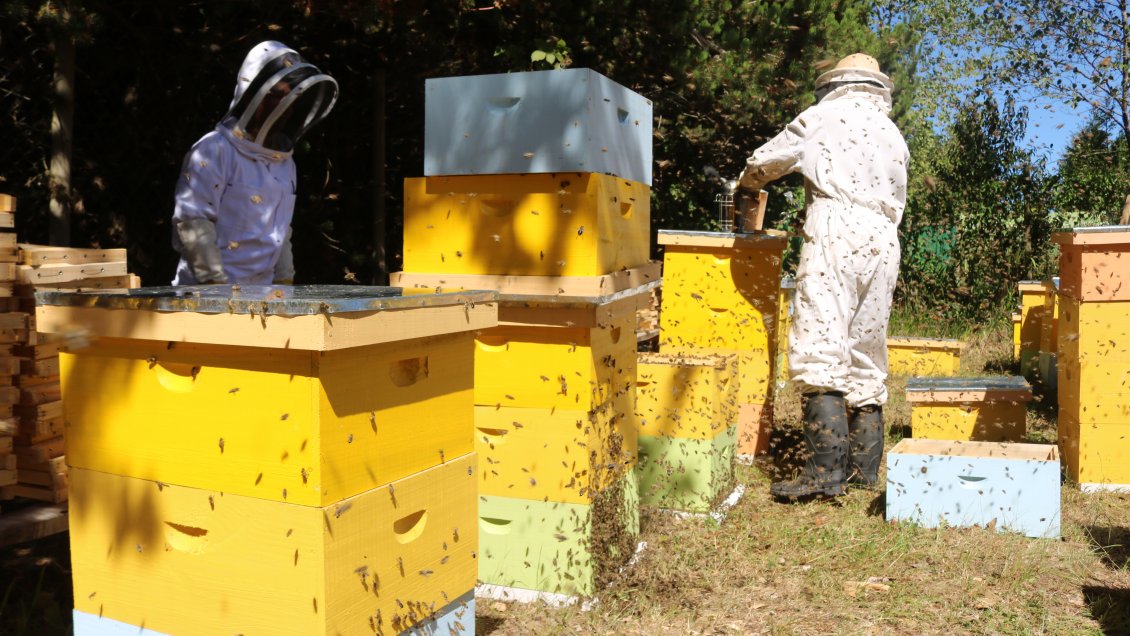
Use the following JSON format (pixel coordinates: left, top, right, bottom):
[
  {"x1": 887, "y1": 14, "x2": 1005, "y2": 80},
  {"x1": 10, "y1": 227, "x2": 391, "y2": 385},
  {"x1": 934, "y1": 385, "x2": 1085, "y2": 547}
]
[
  {"x1": 478, "y1": 468, "x2": 639, "y2": 596},
  {"x1": 637, "y1": 426, "x2": 736, "y2": 513}
]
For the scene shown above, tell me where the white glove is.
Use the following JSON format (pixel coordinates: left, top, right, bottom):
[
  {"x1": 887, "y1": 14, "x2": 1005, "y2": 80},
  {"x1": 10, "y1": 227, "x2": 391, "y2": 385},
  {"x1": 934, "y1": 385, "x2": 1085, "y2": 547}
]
[{"x1": 174, "y1": 217, "x2": 228, "y2": 284}]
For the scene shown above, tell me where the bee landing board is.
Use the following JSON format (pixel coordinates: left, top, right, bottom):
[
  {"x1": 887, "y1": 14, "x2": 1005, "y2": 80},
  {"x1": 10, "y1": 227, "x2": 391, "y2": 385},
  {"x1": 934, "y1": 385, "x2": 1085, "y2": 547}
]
[
  {"x1": 886, "y1": 337, "x2": 965, "y2": 377},
  {"x1": 68, "y1": 456, "x2": 477, "y2": 636},
  {"x1": 403, "y1": 173, "x2": 651, "y2": 278},
  {"x1": 424, "y1": 68, "x2": 653, "y2": 185},
  {"x1": 906, "y1": 376, "x2": 1032, "y2": 443},
  {"x1": 886, "y1": 438, "x2": 1061, "y2": 539}
]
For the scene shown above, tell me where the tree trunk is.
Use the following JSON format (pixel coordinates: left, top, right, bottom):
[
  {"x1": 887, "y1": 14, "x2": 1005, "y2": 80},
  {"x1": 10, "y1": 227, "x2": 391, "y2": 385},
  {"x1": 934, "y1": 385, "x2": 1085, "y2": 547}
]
[
  {"x1": 371, "y1": 68, "x2": 387, "y2": 285},
  {"x1": 49, "y1": 32, "x2": 75, "y2": 247}
]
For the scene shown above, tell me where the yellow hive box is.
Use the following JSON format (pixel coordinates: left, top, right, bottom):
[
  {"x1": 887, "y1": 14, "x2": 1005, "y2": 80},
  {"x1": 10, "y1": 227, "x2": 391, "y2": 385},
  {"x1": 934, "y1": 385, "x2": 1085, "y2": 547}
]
[
  {"x1": 1053, "y1": 227, "x2": 1130, "y2": 302},
  {"x1": 737, "y1": 399, "x2": 774, "y2": 456},
  {"x1": 657, "y1": 235, "x2": 784, "y2": 353},
  {"x1": 1039, "y1": 279, "x2": 1059, "y2": 356},
  {"x1": 1018, "y1": 281, "x2": 1047, "y2": 379},
  {"x1": 1057, "y1": 296, "x2": 1130, "y2": 424},
  {"x1": 886, "y1": 337, "x2": 964, "y2": 376},
  {"x1": 60, "y1": 333, "x2": 474, "y2": 507},
  {"x1": 1011, "y1": 312, "x2": 1022, "y2": 361},
  {"x1": 475, "y1": 313, "x2": 637, "y2": 410},
  {"x1": 907, "y1": 377, "x2": 1031, "y2": 442},
  {"x1": 475, "y1": 396, "x2": 635, "y2": 504},
  {"x1": 1058, "y1": 413, "x2": 1130, "y2": 490},
  {"x1": 635, "y1": 352, "x2": 738, "y2": 439},
  {"x1": 663, "y1": 346, "x2": 774, "y2": 406},
  {"x1": 777, "y1": 277, "x2": 794, "y2": 381},
  {"x1": 69, "y1": 454, "x2": 477, "y2": 636},
  {"x1": 403, "y1": 173, "x2": 650, "y2": 277}
]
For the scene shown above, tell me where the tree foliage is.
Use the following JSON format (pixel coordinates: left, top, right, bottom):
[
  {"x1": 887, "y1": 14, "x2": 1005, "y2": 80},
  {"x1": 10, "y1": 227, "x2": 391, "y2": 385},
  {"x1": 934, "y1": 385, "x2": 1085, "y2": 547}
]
[
  {"x1": 1, "y1": 0, "x2": 914, "y2": 285},
  {"x1": 899, "y1": 89, "x2": 1055, "y2": 322}
]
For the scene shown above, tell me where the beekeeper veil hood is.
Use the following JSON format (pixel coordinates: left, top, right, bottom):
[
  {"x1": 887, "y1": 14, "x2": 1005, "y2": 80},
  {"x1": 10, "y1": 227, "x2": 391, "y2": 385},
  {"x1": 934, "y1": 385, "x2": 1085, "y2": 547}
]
[{"x1": 223, "y1": 40, "x2": 338, "y2": 152}]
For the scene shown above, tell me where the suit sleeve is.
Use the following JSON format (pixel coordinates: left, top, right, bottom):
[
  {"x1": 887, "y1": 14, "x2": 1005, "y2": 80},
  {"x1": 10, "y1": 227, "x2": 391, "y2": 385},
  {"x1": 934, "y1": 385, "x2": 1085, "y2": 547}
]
[
  {"x1": 172, "y1": 136, "x2": 228, "y2": 283},
  {"x1": 738, "y1": 110, "x2": 814, "y2": 191}
]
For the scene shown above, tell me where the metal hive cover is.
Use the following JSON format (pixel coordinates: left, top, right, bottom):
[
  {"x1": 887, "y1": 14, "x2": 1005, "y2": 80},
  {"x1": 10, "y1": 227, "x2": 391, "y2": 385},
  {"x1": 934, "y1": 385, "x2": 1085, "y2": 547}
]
[
  {"x1": 34, "y1": 285, "x2": 498, "y2": 316},
  {"x1": 905, "y1": 375, "x2": 1030, "y2": 393}
]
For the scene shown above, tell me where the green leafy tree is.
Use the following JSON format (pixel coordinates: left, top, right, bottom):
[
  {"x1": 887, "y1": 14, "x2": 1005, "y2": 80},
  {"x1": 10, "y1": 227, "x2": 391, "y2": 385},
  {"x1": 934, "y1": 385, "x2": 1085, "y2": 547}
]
[
  {"x1": 1052, "y1": 120, "x2": 1130, "y2": 226},
  {"x1": 900, "y1": 89, "x2": 1053, "y2": 321}
]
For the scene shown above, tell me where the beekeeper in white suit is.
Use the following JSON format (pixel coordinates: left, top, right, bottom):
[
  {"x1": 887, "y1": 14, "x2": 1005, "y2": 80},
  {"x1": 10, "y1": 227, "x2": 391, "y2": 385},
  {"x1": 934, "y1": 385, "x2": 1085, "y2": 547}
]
[
  {"x1": 736, "y1": 53, "x2": 909, "y2": 499},
  {"x1": 171, "y1": 41, "x2": 338, "y2": 286}
]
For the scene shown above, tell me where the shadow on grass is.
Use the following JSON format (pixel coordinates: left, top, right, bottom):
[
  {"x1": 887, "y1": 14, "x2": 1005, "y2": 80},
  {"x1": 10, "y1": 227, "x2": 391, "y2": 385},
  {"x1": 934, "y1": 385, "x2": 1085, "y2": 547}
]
[
  {"x1": 1082, "y1": 585, "x2": 1130, "y2": 635},
  {"x1": 0, "y1": 532, "x2": 72, "y2": 636},
  {"x1": 476, "y1": 614, "x2": 507, "y2": 635},
  {"x1": 1084, "y1": 525, "x2": 1130, "y2": 571},
  {"x1": 865, "y1": 491, "x2": 886, "y2": 518}
]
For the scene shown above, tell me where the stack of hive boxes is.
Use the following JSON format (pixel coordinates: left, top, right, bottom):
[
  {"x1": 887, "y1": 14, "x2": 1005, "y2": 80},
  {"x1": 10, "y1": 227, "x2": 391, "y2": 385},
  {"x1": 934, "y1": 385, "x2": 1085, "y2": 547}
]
[
  {"x1": 0, "y1": 194, "x2": 18, "y2": 494},
  {"x1": 393, "y1": 68, "x2": 653, "y2": 597},
  {"x1": 2, "y1": 244, "x2": 138, "y2": 504},
  {"x1": 38, "y1": 286, "x2": 495, "y2": 635},
  {"x1": 1054, "y1": 226, "x2": 1130, "y2": 492},
  {"x1": 657, "y1": 230, "x2": 787, "y2": 457},
  {"x1": 634, "y1": 352, "x2": 738, "y2": 512}
]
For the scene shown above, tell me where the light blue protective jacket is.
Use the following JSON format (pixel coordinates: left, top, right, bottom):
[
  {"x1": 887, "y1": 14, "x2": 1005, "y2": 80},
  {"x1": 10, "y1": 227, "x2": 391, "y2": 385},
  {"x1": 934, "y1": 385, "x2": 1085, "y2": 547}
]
[{"x1": 171, "y1": 40, "x2": 337, "y2": 285}]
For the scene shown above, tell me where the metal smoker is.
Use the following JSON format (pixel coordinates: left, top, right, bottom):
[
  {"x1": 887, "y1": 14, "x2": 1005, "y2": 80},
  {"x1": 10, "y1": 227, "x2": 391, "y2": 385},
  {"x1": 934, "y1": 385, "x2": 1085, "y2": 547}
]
[{"x1": 714, "y1": 179, "x2": 739, "y2": 232}]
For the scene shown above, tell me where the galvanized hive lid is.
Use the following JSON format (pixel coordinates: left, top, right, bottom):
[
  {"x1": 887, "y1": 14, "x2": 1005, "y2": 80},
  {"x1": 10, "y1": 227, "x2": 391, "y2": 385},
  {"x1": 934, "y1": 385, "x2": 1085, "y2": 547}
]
[
  {"x1": 905, "y1": 375, "x2": 1032, "y2": 403},
  {"x1": 35, "y1": 285, "x2": 500, "y2": 350},
  {"x1": 35, "y1": 284, "x2": 497, "y2": 315}
]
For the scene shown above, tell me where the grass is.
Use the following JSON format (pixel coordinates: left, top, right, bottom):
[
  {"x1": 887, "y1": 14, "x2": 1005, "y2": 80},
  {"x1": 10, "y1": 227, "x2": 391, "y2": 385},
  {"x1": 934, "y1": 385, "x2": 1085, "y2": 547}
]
[
  {"x1": 1, "y1": 318, "x2": 1127, "y2": 635},
  {"x1": 477, "y1": 319, "x2": 1130, "y2": 635}
]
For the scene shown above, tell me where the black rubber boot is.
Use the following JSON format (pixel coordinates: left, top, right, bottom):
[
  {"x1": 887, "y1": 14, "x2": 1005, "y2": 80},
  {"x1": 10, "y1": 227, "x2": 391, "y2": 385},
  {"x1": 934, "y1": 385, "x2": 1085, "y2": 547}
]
[
  {"x1": 770, "y1": 392, "x2": 849, "y2": 499},
  {"x1": 847, "y1": 405, "x2": 884, "y2": 488}
]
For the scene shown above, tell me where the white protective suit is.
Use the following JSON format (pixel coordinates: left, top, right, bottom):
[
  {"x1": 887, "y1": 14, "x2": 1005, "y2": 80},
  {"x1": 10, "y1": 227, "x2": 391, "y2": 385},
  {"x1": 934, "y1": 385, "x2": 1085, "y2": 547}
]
[
  {"x1": 172, "y1": 41, "x2": 337, "y2": 285},
  {"x1": 739, "y1": 81, "x2": 909, "y2": 408}
]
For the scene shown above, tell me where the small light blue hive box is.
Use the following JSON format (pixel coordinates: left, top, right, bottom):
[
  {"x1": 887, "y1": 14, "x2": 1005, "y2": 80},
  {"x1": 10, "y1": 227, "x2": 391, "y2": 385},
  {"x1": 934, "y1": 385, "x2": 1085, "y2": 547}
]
[
  {"x1": 886, "y1": 438, "x2": 1060, "y2": 539},
  {"x1": 424, "y1": 68, "x2": 653, "y2": 185}
]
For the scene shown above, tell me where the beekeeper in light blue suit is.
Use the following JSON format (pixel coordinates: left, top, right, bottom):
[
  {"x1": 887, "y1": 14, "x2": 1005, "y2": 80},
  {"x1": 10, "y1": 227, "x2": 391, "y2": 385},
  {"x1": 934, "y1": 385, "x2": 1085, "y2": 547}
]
[
  {"x1": 737, "y1": 53, "x2": 909, "y2": 500},
  {"x1": 171, "y1": 41, "x2": 338, "y2": 285}
]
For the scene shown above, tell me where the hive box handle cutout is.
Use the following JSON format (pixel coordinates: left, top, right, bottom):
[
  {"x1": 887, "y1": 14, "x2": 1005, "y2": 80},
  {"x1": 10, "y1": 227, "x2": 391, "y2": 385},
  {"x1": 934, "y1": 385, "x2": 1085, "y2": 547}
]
[{"x1": 393, "y1": 510, "x2": 428, "y2": 544}]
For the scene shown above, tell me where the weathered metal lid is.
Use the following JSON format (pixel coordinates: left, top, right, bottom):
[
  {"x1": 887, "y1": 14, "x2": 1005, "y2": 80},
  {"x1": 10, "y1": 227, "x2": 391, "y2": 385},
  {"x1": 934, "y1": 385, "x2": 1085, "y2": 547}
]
[
  {"x1": 657, "y1": 229, "x2": 789, "y2": 248},
  {"x1": 34, "y1": 284, "x2": 498, "y2": 316},
  {"x1": 906, "y1": 375, "x2": 1030, "y2": 393}
]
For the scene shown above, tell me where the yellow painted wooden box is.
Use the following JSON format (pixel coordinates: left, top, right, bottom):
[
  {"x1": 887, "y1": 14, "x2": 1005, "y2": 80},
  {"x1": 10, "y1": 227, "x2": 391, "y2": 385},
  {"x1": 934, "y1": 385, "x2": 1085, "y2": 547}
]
[
  {"x1": 1058, "y1": 412, "x2": 1130, "y2": 491},
  {"x1": 777, "y1": 277, "x2": 794, "y2": 382},
  {"x1": 1011, "y1": 312, "x2": 1022, "y2": 362},
  {"x1": 657, "y1": 231, "x2": 785, "y2": 354},
  {"x1": 1039, "y1": 279, "x2": 1059, "y2": 356},
  {"x1": 475, "y1": 312, "x2": 637, "y2": 410},
  {"x1": 635, "y1": 352, "x2": 738, "y2": 440},
  {"x1": 59, "y1": 333, "x2": 474, "y2": 507},
  {"x1": 907, "y1": 376, "x2": 1032, "y2": 443},
  {"x1": 737, "y1": 399, "x2": 774, "y2": 456},
  {"x1": 37, "y1": 288, "x2": 497, "y2": 508},
  {"x1": 1057, "y1": 296, "x2": 1130, "y2": 424},
  {"x1": 68, "y1": 454, "x2": 477, "y2": 636},
  {"x1": 886, "y1": 337, "x2": 964, "y2": 376},
  {"x1": 1053, "y1": 227, "x2": 1130, "y2": 302},
  {"x1": 402, "y1": 173, "x2": 650, "y2": 277},
  {"x1": 475, "y1": 396, "x2": 636, "y2": 504},
  {"x1": 1018, "y1": 281, "x2": 1047, "y2": 379}
]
